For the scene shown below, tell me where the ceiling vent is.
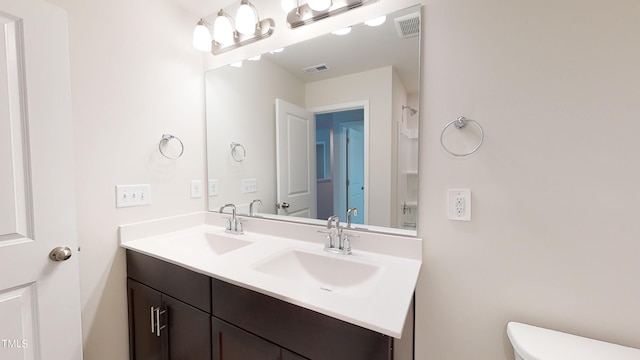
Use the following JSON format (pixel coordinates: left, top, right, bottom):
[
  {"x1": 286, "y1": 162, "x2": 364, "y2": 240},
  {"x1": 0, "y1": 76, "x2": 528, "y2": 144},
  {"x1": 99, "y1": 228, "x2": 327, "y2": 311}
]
[
  {"x1": 302, "y1": 63, "x2": 331, "y2": 75},
  {"x1": 394, "y1": 12, "x2": 421, "y2": 38}
]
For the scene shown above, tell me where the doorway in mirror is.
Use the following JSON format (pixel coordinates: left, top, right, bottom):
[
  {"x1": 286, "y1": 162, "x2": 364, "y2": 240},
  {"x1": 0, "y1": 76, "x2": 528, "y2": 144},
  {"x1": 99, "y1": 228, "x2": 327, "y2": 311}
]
[{"x1": 316, "y1": 109, "x2": 365, "y2": 224}]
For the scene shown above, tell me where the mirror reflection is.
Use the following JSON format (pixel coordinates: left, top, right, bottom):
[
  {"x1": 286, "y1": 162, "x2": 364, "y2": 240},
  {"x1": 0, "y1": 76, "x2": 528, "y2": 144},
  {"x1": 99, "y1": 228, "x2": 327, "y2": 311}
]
[{"x1": 206, "y1": 5, "x2": 420, "y2": 234}]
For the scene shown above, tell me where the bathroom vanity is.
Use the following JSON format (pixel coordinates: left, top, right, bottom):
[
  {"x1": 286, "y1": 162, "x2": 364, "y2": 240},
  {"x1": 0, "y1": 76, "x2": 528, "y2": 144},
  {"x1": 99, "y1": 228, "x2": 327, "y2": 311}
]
[
  {"x1": 127, "y1": 250, "x2": 393, "y2": 360},
  {"x1": 120, "y1": 212, "x2": 421, "y2": 360}
]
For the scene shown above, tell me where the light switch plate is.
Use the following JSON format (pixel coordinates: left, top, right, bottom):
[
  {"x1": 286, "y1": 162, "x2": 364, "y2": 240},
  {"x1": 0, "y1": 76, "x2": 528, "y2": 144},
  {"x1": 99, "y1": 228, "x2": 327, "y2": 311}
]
[
  {"x1": 447, "y1": 189, "x2": 471, "y2": 221},
  {"x1": 242, "y1": 179, "x2": 257, "y2": 194},
  {"x1": 191, "y1": 180, "x2": 203, "y2": 199},
  {"x1": 208, "y1": 179, "x2": 219, "y2": 197},
  {"x1": 116, "y1": 184, "x2": 151, "y2": 208}
]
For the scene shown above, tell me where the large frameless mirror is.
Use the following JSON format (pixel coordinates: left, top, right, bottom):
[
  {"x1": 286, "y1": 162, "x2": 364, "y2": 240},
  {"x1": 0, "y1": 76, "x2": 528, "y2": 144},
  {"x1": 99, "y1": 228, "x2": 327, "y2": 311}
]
[{"x1": 206, "y1": 5, "x2": 421, "y2": 235}]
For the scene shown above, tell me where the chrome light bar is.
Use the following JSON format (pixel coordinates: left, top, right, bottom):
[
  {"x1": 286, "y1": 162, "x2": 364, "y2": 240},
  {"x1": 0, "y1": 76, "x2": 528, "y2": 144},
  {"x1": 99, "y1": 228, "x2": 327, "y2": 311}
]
[{"x1": 286, "y1": 0, "x2": 380, "y2": 29}]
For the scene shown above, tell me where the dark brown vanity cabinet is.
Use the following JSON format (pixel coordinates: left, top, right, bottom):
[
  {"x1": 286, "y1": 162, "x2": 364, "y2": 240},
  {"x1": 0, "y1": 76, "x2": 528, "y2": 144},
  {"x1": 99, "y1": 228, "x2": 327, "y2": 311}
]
[
  {"x1": 126, "y1": 251, "x2": 211, "y2": 360},
  {"x1": 127, "y1": 250, "x2": 393, "y2": 360}
]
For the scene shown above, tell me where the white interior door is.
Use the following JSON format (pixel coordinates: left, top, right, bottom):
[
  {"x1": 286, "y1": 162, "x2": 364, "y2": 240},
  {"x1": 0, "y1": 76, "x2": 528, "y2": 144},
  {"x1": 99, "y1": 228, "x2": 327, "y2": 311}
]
[
  {"x1": 275, "y1": 99, "x2": 317, "y2": 218},
  {"x1": 346, "y1": 124, "x2": 365, "y2": 224},
  {"x1": 0, "y1": 1, "x2": 82, "y2": 359}
]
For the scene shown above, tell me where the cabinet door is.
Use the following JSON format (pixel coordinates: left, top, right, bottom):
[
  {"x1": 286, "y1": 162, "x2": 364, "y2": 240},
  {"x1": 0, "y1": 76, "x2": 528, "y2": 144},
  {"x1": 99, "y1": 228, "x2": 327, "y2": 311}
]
[
  {"x1": 127, "y1": 279, "x2": 163, "y2": 360},
  {"x1": 212, "y1": 317, "x2": 280, "y2": 360},
  {"x1": 281, "y1": 349, "x2": 309, "y2": 360},
  {"x1": 163, "y1": 294, "x2": 211, "y2": 360}
]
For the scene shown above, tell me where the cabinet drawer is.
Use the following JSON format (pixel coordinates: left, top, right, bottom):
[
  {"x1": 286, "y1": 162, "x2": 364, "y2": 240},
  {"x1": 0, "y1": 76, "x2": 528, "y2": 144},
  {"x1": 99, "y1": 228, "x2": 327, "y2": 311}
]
[
  {"x1": 211, "y1": 278, "x2": 392, "y2": 360},
  {"x1": 127, "y1": 250, "x2": 211, "y2": 313}
]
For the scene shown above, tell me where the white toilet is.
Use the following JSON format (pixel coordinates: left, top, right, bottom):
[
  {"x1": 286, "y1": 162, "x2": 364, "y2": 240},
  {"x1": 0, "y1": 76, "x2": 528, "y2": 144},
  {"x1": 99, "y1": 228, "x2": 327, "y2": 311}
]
[{"x1": 507, "y1": 322, "x2": 640, "y2": 359}]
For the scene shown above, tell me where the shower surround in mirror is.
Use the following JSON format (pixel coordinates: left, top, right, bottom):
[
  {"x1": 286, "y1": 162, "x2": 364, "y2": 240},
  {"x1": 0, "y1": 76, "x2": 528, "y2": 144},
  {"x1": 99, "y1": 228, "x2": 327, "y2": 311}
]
[{"x1": 205, "y1": 5, "x2": 420, "y2": 234}]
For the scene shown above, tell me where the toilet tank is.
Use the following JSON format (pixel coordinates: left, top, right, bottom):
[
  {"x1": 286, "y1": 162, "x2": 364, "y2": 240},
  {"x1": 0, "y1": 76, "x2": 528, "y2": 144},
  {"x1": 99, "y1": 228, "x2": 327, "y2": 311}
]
[{"x1": 507, "y1": 322, "x2": 640, "y2": 360}]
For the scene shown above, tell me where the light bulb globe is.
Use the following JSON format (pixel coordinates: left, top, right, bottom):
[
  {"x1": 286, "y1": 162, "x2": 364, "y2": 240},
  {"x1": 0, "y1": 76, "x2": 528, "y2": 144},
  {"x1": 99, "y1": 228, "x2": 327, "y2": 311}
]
[
  {"x1": 308, "y1": 0, "x2": 331, "y2": 11},
  {"x1": 281, "y1": 0, "x2": 296, "y2": 12},
  {"x1": 235, "y1": 4, "x2": 257, "y2": 35},
  {"x1": 364, "y1": 15, "x2": 387, "y2": 27},
  {"x1": 213, "y1": 13, "x2": 234, "y2": 45},
  {"x1": 331, "y1": 27, "x2": 352, "y2": 36},
  {"x1": 192, "y1": 22, "x2": 212, "y2": 51}
]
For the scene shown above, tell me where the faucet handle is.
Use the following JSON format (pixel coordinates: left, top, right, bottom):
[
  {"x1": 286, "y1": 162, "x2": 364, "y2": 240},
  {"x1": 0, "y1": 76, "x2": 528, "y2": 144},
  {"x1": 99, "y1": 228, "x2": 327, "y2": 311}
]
[
  {"x1": 317, "y1": 230, "x2": 333, "y2": 250},
  {"x1": 341, "y1": 232, "x2": 359, "y2": 254},
  {"x1": 342, "y1": 237, "x2": 352, "y2": 254},
  {"x1": 223, "y1": 217, "x2": 233, "y2": 230},
  {"x1": 235, "y1": 220, "x2": 244, "y2": 234},
  {"x1": 233, "y1": 217, "x2": 245, "y2": 233}
]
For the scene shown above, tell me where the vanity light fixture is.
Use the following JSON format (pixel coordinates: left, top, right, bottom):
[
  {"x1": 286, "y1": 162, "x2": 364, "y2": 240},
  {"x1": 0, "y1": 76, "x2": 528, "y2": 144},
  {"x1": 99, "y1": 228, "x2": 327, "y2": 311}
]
[
  {"x1": 287, "y1": 0, "x2": 379, "y2": 29},
  {"x1": 196, "y1": 1, "x2": 274, "y2": 55},
  {"x1": 192, "y1": 19, "x2": 212, "y2": 52}
]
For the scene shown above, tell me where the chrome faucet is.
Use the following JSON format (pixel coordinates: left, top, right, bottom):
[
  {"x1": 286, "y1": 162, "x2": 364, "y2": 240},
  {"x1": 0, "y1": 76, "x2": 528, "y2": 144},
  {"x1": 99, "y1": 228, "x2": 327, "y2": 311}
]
[
  {"x1": 346, "y1": 207, "x2": 358, "y2": 228},
  {"x1": 322, "y1": 215, "x2": 352, "y2": 254},
  {"x1": 219, "y1": 203, "x2": 243, "y2": 235},
  {"x1": 249, "y1": 199, "x2": 262, "y2": 217}
]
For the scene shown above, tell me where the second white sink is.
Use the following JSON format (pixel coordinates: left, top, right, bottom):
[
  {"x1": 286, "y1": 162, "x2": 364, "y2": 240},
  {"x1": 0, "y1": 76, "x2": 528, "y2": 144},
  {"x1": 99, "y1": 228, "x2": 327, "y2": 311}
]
[{"x1": 253, "y1": 249, "x2": 383, "y2": 298}]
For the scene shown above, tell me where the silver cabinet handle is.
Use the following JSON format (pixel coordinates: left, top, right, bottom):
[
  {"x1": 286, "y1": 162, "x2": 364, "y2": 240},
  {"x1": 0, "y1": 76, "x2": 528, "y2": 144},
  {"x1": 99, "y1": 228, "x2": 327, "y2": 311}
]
[
  {"x1": 49, "y1": 246, "x2": 72, "y2": 261},
  {"x1": 151, "y1": 306, "x2": 167, "y2": 337},
  {"x1": 150, "y1": 306, "x2": 155, "y2": 333}
]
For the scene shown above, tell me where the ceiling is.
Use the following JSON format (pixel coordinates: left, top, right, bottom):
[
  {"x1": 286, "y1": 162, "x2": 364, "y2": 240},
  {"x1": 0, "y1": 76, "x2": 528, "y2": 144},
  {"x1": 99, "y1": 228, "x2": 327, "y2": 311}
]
[{"x1": 261, "y1": 5, "x2": 421, "y2": 94}]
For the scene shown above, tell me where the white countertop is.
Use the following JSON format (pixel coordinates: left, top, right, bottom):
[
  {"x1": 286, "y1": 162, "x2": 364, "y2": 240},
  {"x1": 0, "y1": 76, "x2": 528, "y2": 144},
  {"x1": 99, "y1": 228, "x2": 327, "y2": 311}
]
[{"x1": 119, "y1": 212, "x2": 422, "y2": 339}]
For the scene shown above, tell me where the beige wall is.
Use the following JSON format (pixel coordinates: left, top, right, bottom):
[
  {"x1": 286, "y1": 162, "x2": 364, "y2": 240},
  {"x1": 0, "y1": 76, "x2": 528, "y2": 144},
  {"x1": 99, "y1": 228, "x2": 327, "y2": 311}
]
[
  {"x1": 47, "y1": 0, "x2": 640, "y2": 359},
  {"x1": 44, "y1": 0, "x2": 206, "y2": 359},
  {"x1": 418, "y1": 0, "x2": 640, "y2": 359}
]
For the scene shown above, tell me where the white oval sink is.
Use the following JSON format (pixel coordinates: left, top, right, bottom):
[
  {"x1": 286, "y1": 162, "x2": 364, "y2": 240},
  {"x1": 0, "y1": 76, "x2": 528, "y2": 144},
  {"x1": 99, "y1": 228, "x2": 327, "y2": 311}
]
[
  {"x1": 253, "y1": 249, "x2": 383, "y2": 297},
  {"x1": 150, "y1": 232, "x2": 253, "y2": 258},
  {"x1": 198, "y1": 233, "x2": 252, "y2": 255}
]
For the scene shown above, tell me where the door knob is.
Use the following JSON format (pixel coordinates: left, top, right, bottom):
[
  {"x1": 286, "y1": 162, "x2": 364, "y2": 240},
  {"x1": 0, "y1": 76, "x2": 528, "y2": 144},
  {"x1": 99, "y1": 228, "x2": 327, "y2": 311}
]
[
  {"x1": 276, "y1": 202, "x2": 290, "y2": 209},
  {"x1": 49, "y1": 246, "x2": 72, "y2": 262}
]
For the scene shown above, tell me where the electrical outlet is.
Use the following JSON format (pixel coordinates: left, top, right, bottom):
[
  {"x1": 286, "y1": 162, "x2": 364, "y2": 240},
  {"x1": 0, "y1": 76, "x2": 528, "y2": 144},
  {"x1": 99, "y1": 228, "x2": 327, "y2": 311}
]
[
  {"x1": 191, "y1": 180, "x2": 203, "y2": 199},
  {"x1": 447, "y1": 189, "x2": 471, "y2": 221},
  {"x1": 116, "y1": 184, "x2": 151, "y2": 208}
]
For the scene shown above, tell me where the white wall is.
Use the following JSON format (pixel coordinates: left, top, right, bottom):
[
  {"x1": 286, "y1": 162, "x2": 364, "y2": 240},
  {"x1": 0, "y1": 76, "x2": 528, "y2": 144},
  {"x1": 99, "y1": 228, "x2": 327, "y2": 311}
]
[
  {"x1": 418, "y1": 0, "x2": 640, "y2": 359},
  {"x1": 44, "y1": 0, "x2": 206, "y2": 359},
  {"x1": 48, "y1": 0, "x2": 640, "y2": 359}
]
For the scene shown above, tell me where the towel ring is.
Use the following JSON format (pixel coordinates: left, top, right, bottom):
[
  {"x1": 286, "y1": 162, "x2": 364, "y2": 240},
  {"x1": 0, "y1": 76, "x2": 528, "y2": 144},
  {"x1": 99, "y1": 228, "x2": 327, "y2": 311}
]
[
  {"x1": 440, "y1": 116, "x2": 484, "y2": 157},
  {"x1": 159, "y1": 134, "x2": 184, "y2": 159},
  {"x1": 230, "y1": 142, "x2": 246, "y2": 162}
]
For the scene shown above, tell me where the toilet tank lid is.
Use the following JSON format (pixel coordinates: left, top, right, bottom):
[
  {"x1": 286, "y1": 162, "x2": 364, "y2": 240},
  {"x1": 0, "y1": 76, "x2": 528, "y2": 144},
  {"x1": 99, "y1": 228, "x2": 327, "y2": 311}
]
[{"x1": 507, "y1": 322, "x2": 640, "y2": 360}]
